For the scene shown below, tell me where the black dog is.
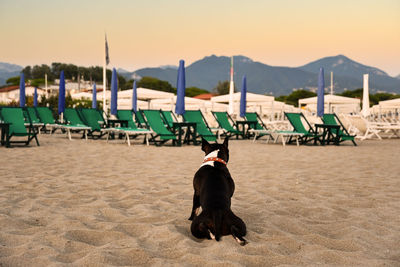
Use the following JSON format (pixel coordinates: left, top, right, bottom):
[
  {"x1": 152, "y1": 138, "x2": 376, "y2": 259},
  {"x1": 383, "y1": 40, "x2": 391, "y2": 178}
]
[{"x1": 188, "y1": 138, "x2": 247, "y2": 245}]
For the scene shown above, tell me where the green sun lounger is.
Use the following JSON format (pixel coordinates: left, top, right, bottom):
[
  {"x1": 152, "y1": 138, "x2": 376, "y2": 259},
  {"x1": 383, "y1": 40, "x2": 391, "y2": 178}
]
[
  {"x1": 244, "y1": 112, "x2": 274, "y2": 140},
  {"x1": 160, "y1": 110, "x2": 178, "y2": 129},
  {"x1": 111, "y1": 109, "x2": 153, "y2": 146},
  {"x1": 141, "y1": 109, "x2": 177, "y2": 145},
  {"x1": 78, "y1": 108, "x2": 110, "y2": 139},
  {"x1": 322, "y1": 113, "x2": 357, "y2": 146},
  {"x1": 134, "y1": 111, "x2": 147, "y2": 128},
  {"x1": 63, "y1": 108, "x2": 92, "y2": 140},
  {"x1": 35, "y1": 107, "x2": 63, "y2": 133},
  {"x1": 183, "y1": 110, "x2": 217, "y2": 142},
  {"x1": 212, "y1": 111, "x2": 242, "y2": 139},
  {"x1": 0, "y1": 107, "x2": 39, "y2": 147},
  {"x1": 23, "y1": 107, "x2": 44, "y2": 132},
  {"x1": 285, "y1": 112, "x2": 322, "y2": 145}
]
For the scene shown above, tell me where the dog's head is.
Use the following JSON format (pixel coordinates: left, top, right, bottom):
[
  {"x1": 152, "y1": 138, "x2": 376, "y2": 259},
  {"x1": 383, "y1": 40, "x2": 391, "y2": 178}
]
[{"x1": 201, "y1": 138, "x2": 229, "y2": 163}]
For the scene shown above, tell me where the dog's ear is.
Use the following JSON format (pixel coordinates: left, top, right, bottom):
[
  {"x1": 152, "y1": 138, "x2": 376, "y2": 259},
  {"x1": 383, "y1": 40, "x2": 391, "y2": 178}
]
[
  {"x1": 223, "y1": 137, "x2": 229, "y2": 148},
  {"x1": 201, "y1": 138, "x2": 210, "y2": 152}
]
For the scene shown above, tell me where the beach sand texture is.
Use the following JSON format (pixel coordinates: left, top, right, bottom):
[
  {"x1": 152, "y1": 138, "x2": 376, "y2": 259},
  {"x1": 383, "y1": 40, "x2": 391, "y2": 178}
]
[{"x1": 0, "y1": 135, "x2": 399, "y2": 266}]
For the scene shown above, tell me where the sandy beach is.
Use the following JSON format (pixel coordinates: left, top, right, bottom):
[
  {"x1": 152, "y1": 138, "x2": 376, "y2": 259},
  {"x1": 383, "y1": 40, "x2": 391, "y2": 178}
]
[{"x1": 0, "y1": 135, "x2": 399, "y2": 266}]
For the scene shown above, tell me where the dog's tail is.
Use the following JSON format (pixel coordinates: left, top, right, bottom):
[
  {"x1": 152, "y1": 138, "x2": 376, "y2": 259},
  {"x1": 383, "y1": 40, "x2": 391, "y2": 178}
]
[{"x1": 212, "y1": 209, "x2": 223, "y2": 241}]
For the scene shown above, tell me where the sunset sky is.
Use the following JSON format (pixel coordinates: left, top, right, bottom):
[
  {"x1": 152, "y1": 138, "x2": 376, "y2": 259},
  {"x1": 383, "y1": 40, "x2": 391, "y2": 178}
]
[{"x1": 1, "y1": 0, "x2": 399, "y2": 76}]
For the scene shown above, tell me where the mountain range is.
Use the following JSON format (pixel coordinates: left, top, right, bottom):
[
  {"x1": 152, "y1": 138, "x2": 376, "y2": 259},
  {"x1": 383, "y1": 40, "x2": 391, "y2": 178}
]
[
  {"x1": 127, "y1": 55, "x2": 400, "y2": 96},
  {"x1": 1, "y1": 55, "x2": 399, "y2": 96}
]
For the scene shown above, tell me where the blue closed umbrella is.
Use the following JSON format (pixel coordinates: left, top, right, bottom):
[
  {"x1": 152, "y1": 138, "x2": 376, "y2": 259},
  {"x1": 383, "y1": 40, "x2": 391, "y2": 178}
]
[
  {"x1": 132, "y1": 80, "x2": 137, "y2": 112},
  {"x1": 92, "y1": 83, "x2": 97, "y2": 109},
  {"x1": 175, "y1": 60, "x2": 186, "y2": 115},
  {"x1": 58, "y1": 70, "x2": 65, "y2": 115},
  {"x1": 33, "y1": 87, "x2": 38, "y2": 107},
  {"x1": 19, "y1": 73, "x2": 25, "y2": 107},
  {"x1": 240, "y1": 75, "x2": 247, "y2": 118},
  {"x1": 110, "y1": 68, "x2": 118, "y2": 115},
  {"x1": 317, "y1": 67, "x2": 325, "y2": 117}
]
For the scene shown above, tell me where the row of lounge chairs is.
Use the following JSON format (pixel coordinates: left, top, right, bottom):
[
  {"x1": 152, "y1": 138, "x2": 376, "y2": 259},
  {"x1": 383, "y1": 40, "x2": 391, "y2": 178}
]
[{"x1": 0, "y1": 105, "x2": 357, "y2": 147}]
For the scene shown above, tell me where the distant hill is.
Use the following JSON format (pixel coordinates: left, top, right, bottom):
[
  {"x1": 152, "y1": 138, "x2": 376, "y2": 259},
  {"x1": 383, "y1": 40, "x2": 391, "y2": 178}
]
[
  {"x1": 123, "y1": 55, "x2": 400, "y2": 96},
  {"x1": 298, "y1": 55, "x2": 400, "y2": 93},
  {"x1": 0, "y1": 62, "x2": 23, "y2": 86}
]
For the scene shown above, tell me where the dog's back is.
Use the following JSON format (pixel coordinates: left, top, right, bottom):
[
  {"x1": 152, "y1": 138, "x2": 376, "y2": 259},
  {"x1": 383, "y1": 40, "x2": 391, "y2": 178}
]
[
  {"x1": 189, "y1": 138, "x2": 247, "y2": 245},
  {"x1": 194, "y1": 166, "x2": 234, "y2": 212}
]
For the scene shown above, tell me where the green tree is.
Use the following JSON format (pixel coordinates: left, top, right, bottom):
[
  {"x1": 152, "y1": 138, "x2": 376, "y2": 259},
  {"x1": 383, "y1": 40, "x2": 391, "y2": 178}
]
[
  {"x1": 22, "y1": 66, "x2": 32, "y2": 79},
  {"x1": 338, "y1": 88, "x2": 363, "y2": 99},
  {"x1": 212, "y1": 80, "x2": 236, "y2": 95},
  {"x1": 6, "y1": 76, "x2": 20, "y2": 86},
  {"x1": 185, "y1": 87, "x2": 209, "y2": 97},
  {"x1": 30, "y1": 78, "x2": 45, "y2": 87},
  {"x1": 137, "y1": 76, "x2": 175, "y2": 93},
  {"x1": 279, "y1": 90, "x2": 317, "y2": 107}
]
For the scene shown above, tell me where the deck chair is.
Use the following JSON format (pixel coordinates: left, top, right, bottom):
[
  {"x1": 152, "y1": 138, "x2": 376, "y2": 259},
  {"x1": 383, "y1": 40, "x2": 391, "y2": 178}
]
[
  {"x1": 35, "y1": 107, "x2": 62, "y2": 133},
  {"x1": 78, "y1": 108, "x2": 111, "y2": 139},
  {"x1": 285, "y1": 112, "x2": 322, "y2": 145},
  {"x1": 160, "y1": 110, "x2": 178, "y2": 129},
  {"x1": 134, "y1": 111, "x2": 147, "y2": 128},
  {"x1": 63, "y1": 108, "x2": 91, "y2": 140},
  {"x1": 245, "y1": 112, "x2": 274, "y2": 140},
  {"x1": 322, "y1": 113, "x2": 357, "y2": 146},
  {"x1": 212, "y1": 111, "x2": 242, "y2": 139},
  {"x1": 246, "y1": 112, "x2": 304, "y2": 146},
  {"x1": 183, "y1": 110, "x2": 217, "y2": 142},
  {"x1": 112, "y1": 109, "x2": 153, "y2": 146},
  {"x1": 141, "y1": 109, "x2": 177, "y2": 145},
  {"x1": 24, "y1": 107, "x2": 44, "y2": 132},
  {"x1": 0, "y1": 107, "x2": 39, "y2": 147}
]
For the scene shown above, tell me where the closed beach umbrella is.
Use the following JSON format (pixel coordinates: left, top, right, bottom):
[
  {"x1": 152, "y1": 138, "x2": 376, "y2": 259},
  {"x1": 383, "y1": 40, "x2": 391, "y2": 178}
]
[
  {"x1": 19, "y1": 73, "x2": 25, "y2": 107},
  {"x1": 110, "y1": 68, "x2": 118, "y2": 115},
  {"x1": 240, "y1": 75, "x2": 247, "y2": 118},
  {"x1": 317, "y1": 67, "x2": 325, "y2": 117},
  {"x1": 58, "y1": 70, "x2": 65, "y2": 115},
  {"x1": 361, "y1": 74, "x2": 370, "y2": 117},
  {"x1": 175, "y1": 60, "x2": 186, "y2": 115},
  {"x1": 132, "y1": 80, "x2": 137, "y2": 112},
  {"x1": 33, "y1": 87, "x2": 38, "y2": 107},
  {"x1": 92, "y1": 83, "x2": 97, "y2": 109}
]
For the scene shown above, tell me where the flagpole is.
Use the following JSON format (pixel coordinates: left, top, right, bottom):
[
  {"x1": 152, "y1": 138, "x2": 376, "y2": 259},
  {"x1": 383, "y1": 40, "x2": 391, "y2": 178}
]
[
  {"x1": 228, "y1": 56, "x2": 234, "y2": 115},
  {"x1": 103, "y1": 55, "x2": 106, "y2": 114},
  {"x1": 103, "y1": 35, "x2": 107, "y2": 114}
]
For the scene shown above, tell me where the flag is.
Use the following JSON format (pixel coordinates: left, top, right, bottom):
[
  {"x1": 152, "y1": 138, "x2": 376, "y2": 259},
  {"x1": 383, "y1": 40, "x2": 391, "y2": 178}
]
[{"x1": 105, "y1": 34, "x2": 110, "y2": 65}]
